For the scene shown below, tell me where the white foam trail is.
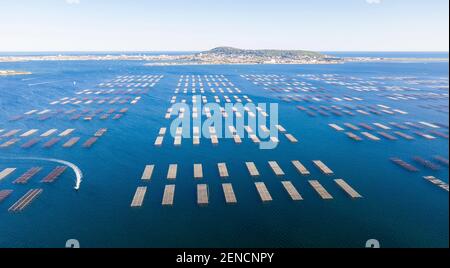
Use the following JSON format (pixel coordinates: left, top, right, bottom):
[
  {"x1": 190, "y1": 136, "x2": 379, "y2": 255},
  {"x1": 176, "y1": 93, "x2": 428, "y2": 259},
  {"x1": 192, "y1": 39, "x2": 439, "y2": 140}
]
[
  {"x1": 28, "y1": 80, "x2": 65, "y2": 86},
  {"x1": 0, "y1": 157, "x2": 83, "y2": 190}
]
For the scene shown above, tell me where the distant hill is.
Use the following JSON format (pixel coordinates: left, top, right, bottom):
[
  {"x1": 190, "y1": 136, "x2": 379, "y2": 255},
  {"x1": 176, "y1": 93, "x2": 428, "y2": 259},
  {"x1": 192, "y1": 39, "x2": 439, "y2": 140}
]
[{"x1": 200, "y1": 47, "x2": 325, "y2": 58}]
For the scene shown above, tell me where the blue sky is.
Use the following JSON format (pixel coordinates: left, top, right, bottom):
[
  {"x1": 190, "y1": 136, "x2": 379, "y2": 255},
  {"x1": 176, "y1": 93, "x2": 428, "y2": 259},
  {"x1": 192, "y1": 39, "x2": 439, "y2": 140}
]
[{"x1": 0, "y1": 0, "x2": 448, "y2": 51}]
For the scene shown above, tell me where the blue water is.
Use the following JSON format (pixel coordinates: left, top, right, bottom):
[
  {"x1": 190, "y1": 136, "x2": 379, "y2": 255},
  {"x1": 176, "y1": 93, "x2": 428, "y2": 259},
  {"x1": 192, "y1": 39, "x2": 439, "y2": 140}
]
[{"x1": 0, "y1": 54, "x2": 448, "y2": 248}]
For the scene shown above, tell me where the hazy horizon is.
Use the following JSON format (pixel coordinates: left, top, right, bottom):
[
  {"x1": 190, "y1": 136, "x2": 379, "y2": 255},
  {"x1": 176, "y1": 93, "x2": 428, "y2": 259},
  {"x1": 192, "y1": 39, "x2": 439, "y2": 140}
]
[
  {"x1": 0, "y1": 49, "x2": 449, "y2": 53},
  {"x1": 0, "y1": 0, "x2": 448, "y2": 52}
]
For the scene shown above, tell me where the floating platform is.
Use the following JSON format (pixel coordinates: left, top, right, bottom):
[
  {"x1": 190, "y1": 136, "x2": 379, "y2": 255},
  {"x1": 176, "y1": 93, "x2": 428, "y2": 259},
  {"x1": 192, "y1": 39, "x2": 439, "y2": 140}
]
[
  {"x1": 394, "y1": 131, "x2": 414, "y2": 140},
  {"x1": 390, "y1": 158, "x2": 419, "y2": 172},
  {"x1": 2, "y1": 129, "x2": 21, "y2": 138},
  {"x1": 154, "y1": 136, "x2": 164, "y2": 146},
  {"x1": 359, "y1": 123, "x2": 374, "y2": 131},
  {"x1": 356, "y1": 110, "x2": 369, "y2": 115},
  {"x1": 312, "y1": 160, "x2": 334, "y2": 175},
  {"x1": 308, "y1": 180, "x2": 333, "y2": 199},
  {"x1": 100, "y1": 114, "x2": 110, "y2": 120},
  {"x1": 21, "y1": 138, "x2": 41, "y2": 148},
  {"x1": 329, "y1": 124, "x2": 344, "y2": 131},
  {"x1": 141, "y1": 165, "x2": 155, "y2": 181},
  {"x1": 430, "y1": 130, "x2": 449, "y2": 139},
  {"x1": 344, "y1": 123, "x2": 360, "y2": 130},
  {"x1": 255, "y1": 182, "x2": 273, "y2": 202},
  {"x1": 419, "y1": 122, "x2": 440, "y2": 129},
  {"x1": 193, "y1": 126, "x2": 200, "y2": 136},
  {"x1": 162, "y1": 185, "x2": 175, "y2": 206},
  {"x1": 13, "y1": 167, "x2": 42, "y2": 184},
  {"x1": 373, "y1": 123, "x2": 391, "y2": 130},
  {"x1": 414, "y1": 131, "x2": 436, "y2": 140},
  {"x1": 334, "y1": 179, "x2": 362, "y2": 198},
  {"x1": 228, "y1": 126, "x2": 237, "y2": 134},
  {"x1": 0, "y1": 138, "x2": 20, "y2": 148},
  {"x1": 63, "y1": 137, "x2": 80, "y2": 148},
  {"x1": 361, "y1": 132, "x2": 380, "y2": 141},
  {"x1": 268, "y1": 161, "x2": 285, "y2": 176},
  {"x1": 281, "y1": 181, "x2": 303, "y2": 201},
  {"x1": 276, "y1": 125, "x2": 287, "y2": 133},
  {"x1": 217, "y1": 163, "x2": 229, "y2": 178},
  {"x1": 43, "y1": 138, "x2": 60, "y2": 148},
  {"x1": 193, "y1": 136, "x2": 200, "y2": 145},
  {"x1": 37, "y1": 109, "x2": 51, "y2": 115},
  {"x1": 211, "y1": 135, "x2": 219, "y2": 145},
  {"x1": 270, "y1": 136, "x2": 280, "y2": 143},
  {"x1": 0, "y1": 168, "x2": 16, "y2": 181},
  {"x1": 423, "y1": 176, "x2": 449, "y2": 192},
  {"x1": 174, "y1": 136, "x2": 182, "y2": 146},
  {"x1": 390, "y1": 122, "x2": 409, "y2": 130},
  {"x1": 8, "y1": 189, "x2": 43, "y2": 212},
  {"x1": 346, "y1": 132, "x2": 363, "y2": 141},
  {"x1": 194, "y1": 164, "x2": 203, "y2": 179},
  {"x1": 197, "y1": 184, "x2": 209, "y2": 205},
  {"x1": 83, "y1": 137, "x2": 98, "y2": 148},
  {"x1": 131, "y1": 186, "x2": 147, "y2": 207},
  {"x1": 59, "y1": 129, "x2": 75, "y2": 137},
  {"x1": 249, "y1": 134, "x2": 260, "y2": 144},
  {"x1": 41, "y1": 166, "x2": 67, "y2": 183},
  {"x1": 233, "y1": 134, "x2": 242, "y2": 144},
  {"x1": 245, "y1": 162, "x2": 260, "y2": 177},
  {"x1": 377, "y1": 132, "x2": 397, "y2": 140},
  {"x1": 20, "y1": 129, "x2": 38, "y2": 137},
  {"x1": 158, "y1": 128, "x2": 167, "y2": 136},
  {"x1": 112, "y1": 114, "x2": 123, "y2": 120},
  {"x1": 291, "y1": 160, "x2": 310, "y2": 175},
  {"x1": 0, "y1": 190, "x2": 13, "y2": 203},
  {"x1": 222, "y1": 183, "x2": 237, "y2": 204},
  {"x1": 167, "y1": 164, "x2": 178, "y2": 180},
  {"x1": 24, "y1": 110, "x2": 38, "y2": 115},
  {"x1": 413, "y1": 157, "x2": 441, "y2": 170},
  {"x1": 285, "y1": 133, "x2": 298, "y2": 143},
  {"x1": 94, "y1": 128, "x2": 108, "y2": 137}
]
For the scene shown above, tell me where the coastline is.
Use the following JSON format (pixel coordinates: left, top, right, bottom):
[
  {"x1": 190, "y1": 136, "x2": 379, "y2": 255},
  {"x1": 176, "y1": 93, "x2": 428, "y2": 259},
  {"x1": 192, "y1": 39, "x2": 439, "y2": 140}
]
[
  {"x1": 0, "y1": 70, "x2": 32, "y2": 76},
  {"x1": 0, "y1": 54, "x2": 448, "y2": 65},
  {"x1": 143, "y1": 61, "x2": 345, "y2": 66}
]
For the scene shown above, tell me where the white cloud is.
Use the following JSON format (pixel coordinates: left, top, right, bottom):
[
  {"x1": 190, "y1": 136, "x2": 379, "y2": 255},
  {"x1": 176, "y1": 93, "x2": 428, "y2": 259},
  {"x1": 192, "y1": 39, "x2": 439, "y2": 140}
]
[
  {"x1": 66, "y1": 0, "x2": 80, "y2": 4},
  {"x1": 366, "y1": 0, "x2": 382, "y2": 4}
]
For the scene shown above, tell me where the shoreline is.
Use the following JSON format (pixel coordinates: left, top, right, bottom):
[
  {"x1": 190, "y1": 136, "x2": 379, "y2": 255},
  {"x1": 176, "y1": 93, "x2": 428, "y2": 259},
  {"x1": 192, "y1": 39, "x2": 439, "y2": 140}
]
[
  {"x1": 143, "y1": 61, "x2": 345, "y2": 66},
  {"x1": 0, "y1": 70, "x2": 32, "y2": 76},
  {"x1": 0, "y1": 55, "x2": 448, "y2": 65}
]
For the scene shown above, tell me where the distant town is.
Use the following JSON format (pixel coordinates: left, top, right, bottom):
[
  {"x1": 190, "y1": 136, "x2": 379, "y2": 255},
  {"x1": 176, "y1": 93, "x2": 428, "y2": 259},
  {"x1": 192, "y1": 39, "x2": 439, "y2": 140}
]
[
  {"x1": 0, "y1": 47, "x2": 448, "y2": 66},
  {"x1": 144, "y1": 47, "x2": 342, "y2": 65}
]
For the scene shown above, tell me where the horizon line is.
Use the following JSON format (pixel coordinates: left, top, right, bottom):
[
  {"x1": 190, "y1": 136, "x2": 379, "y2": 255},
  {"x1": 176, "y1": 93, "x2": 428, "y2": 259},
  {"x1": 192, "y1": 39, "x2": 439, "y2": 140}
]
[{"x1": 0, "y1": 50, "x2": 448, "y2": 53}]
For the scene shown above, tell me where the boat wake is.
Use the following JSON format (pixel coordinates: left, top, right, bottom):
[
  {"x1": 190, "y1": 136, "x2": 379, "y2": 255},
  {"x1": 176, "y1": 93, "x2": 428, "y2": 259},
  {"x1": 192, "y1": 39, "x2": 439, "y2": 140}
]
[{"x1": 0, "y1": 156, "x2": 83, "y2": 190}]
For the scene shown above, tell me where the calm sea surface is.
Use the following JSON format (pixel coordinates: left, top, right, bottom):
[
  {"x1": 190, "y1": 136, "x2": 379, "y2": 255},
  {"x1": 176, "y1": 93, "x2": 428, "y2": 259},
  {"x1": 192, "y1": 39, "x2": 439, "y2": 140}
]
[{"x1": 0, "y1": 52, "x2": 448, "y2": 248}]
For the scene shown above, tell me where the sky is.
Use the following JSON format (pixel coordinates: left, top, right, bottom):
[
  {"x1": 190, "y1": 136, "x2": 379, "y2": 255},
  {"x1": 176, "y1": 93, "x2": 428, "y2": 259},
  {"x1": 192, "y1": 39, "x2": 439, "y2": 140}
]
[{"x1": 0, "y1": 0, "x2": 448, "y2": 51}]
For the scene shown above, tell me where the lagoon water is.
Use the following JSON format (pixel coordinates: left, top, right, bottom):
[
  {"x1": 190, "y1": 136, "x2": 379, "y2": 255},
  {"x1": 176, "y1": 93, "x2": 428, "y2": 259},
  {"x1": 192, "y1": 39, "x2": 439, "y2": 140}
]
[{"x1": 0, "y1": 53, "x2": 448, "y2": 248}]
